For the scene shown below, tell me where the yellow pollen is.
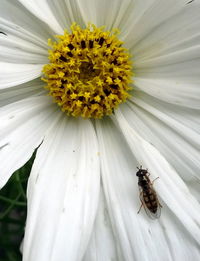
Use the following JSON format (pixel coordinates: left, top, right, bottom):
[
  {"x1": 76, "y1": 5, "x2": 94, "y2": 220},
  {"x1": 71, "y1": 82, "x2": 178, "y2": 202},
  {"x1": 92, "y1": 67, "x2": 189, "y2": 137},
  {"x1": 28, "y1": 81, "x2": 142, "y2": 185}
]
[{"x1": 42, "y1": 23, "x2": 132, "y2": 118}]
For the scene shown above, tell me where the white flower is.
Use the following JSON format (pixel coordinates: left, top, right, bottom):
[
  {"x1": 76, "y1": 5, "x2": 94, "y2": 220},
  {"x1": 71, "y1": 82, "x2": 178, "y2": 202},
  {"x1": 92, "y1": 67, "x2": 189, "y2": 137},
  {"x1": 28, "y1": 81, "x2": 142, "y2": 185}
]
[{"x1": 1, "y1": 0, "x2": 200, "y2": 260}]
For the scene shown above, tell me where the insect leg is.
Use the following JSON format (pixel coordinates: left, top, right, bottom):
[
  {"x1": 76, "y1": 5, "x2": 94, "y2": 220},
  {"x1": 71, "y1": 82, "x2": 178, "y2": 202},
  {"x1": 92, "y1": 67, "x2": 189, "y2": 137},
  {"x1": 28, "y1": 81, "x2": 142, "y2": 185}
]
[
  {"x1": 137, "y1": 203, "x2": 143, "y2": 214},
  {"x1": 152, "y1": 177, "x2": 159, "y2": 184},
  {"x1": 137, "y1": 165, "x2": 143, "y2": 170},
  {"x1": 151, "y1": 177, "x2": 162, "y2": 207},
  {"x1": 137, "y1": 191, "x2": 144, "y2": 214}
]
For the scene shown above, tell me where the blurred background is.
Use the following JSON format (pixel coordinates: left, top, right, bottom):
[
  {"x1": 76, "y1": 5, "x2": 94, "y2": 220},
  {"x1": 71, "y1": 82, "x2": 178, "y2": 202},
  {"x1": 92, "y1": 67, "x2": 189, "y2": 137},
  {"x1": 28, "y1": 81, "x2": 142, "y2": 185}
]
[{"x1": 0, "y1": 153, "x2": 35, "y2": 261}]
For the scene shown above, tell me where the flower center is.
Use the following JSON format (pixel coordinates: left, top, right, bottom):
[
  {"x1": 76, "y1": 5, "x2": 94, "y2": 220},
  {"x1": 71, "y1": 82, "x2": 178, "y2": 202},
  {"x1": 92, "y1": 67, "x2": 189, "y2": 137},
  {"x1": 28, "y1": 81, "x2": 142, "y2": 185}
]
[{"x1": 42, "y1": 24, "x2": 132, "y2": 118}]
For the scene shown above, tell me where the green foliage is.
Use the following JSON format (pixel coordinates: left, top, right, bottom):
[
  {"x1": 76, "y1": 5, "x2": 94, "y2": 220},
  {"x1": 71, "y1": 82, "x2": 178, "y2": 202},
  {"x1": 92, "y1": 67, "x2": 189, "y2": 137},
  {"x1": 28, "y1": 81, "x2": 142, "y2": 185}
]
[{"x1": 0, "y1": 154, "x2": 35, "y2": 261}]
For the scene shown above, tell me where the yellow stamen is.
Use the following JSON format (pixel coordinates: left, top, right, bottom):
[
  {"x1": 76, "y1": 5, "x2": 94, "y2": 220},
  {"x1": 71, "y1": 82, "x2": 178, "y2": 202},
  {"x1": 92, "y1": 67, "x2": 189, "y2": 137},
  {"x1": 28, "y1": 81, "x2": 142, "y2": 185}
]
[{"x1": 42, "y1": 23, "x2": 133, "y2": 119}]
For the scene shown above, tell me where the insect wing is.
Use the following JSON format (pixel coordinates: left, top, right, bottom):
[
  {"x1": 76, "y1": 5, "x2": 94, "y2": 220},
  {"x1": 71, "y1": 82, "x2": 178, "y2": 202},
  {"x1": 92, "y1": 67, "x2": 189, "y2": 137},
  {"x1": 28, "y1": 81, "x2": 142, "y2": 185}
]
[{"x1": 139, "y1": 186, "x2": 161, "y2": 219}]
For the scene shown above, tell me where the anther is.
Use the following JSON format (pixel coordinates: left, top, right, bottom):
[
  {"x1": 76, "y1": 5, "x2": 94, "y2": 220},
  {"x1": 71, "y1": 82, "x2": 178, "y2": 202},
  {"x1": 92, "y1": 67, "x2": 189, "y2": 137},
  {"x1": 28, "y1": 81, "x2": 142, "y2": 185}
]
[
  {"x1": 60, "y1": 56, "x2": 67, "y2": 62},
  {"x1": 81, "y1": 40, "x2": 86, "y2": 49},
  {"x1": 68, "y1": 43, "x2": 74, "y2": 50},
  {"x1": 89, "y1": 40, "x2": 94, "y2": 48},
  {"x1": 99, "y1": 37, "x2": 105, "y2": 46},
  {"x1": 67, "y1": 52, "x2": 73, "y2": 57}
]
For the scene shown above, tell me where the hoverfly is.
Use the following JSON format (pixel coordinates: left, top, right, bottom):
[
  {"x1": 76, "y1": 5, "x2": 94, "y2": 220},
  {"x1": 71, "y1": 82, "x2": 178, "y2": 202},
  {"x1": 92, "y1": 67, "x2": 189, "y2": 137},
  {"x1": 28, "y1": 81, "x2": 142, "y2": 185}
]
[{"x1": 136, "y1": 166, "x2": 162, "y2": 219}]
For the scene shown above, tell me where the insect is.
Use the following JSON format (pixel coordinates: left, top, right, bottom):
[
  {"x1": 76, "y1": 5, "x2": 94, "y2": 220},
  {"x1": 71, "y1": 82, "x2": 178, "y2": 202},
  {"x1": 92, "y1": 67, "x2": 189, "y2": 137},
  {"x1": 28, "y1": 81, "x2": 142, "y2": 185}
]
[{"x1": 136, "y1": 166, "x2": 162, "y2": 219}]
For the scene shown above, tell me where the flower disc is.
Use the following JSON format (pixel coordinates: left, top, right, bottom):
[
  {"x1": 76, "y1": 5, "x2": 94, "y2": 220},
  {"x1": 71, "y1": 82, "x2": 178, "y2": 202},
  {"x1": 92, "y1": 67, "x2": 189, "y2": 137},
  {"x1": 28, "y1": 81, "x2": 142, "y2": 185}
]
[{"x1": 42, "y1": 24, "x2": 132, "y2": 118}]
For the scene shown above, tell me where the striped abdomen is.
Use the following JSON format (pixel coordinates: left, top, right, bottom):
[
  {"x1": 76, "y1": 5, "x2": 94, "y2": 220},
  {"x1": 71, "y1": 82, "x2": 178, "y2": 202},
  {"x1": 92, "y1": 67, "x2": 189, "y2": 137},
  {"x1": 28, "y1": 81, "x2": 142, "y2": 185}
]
[{"x1": 143, "y1": 188, "x2": 158, "y2": 213}]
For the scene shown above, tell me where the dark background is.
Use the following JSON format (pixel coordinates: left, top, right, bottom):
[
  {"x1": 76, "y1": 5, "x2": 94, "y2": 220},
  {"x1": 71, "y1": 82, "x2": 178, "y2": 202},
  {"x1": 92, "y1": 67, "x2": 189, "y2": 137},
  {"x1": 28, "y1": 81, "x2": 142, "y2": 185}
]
[{"x1": 0, "y1": 154, "x2": 35, "y2": 261}]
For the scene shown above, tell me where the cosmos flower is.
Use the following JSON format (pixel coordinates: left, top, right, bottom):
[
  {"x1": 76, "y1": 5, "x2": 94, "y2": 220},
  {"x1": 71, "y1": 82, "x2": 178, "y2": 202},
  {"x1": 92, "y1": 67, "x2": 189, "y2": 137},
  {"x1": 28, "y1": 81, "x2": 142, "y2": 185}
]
[{"x1": 1, "y1": 0, "x2": 200, "y2": 260}]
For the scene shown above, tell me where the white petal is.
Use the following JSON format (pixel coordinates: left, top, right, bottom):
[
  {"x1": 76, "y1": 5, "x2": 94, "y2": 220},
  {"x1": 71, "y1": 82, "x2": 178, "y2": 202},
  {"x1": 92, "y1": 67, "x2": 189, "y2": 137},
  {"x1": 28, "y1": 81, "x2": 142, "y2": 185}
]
[
  {"x1": 159, "y1": 209, "x2": 200, "y2": 260},
  {"x1": 96, "y1": 118, "x2": 200, "y2": 260},
  {"x1": 0, "y1": 96, "x2": 58, "y2": 188},
  {"x1": 128, "y1": 1, "x2": 200, "y2": 60},
  {"x1": 0, "y1": 62, "x2": 43, "y2": 89},
  {"x1": 83, "y1": 187, "x2": 120, "y2": 261},
  {"x1": 38, "y1": 0, "x2": 86, "y2": 31},
  {"x1": 117, "y1": 0, "x2": 155, "y2": 42},
  {"x1": 115, "y1": 110, "x2": 200, "y2": 245},
  {"x1": 133, "y1": 75, "x2": 200, "y2": 109},
  {"x1": 125, "y1": 2, "x2": 200, "y2": 109},
  {"x1": 133, "y1": 42, "x2": 200, "y2": 108},
  {"x1": 134, "y1": 42, "x2": 200, "y2": 109},
  {"x1": 0, "y1": 24, "x2": 48, "y2": 65},
  {"x1": 0, "y1": 78, "x2": 45, "y2": 107},
  {"x1": 130, "y1": 92, "x2": 200, "y2": 139},
  {"x1": 96, "y1": 118, "x2": 173, "y2": 261},
  {"x1": 0, "y1": 0, "x2": 53, "y2": 49},
  {"x1": 187, "y1": 180, "x2": 200, "y2": 203},
  {"x1": 118, "y1": 98, "x2": 200, "y2": 182},
  {"x1": 77, "y1": 0, "x2": 134, "y2": 30},
  {"x1": 123, "y1": 0, "x2": 191, "y2": 50},
  {"x1": 23, "y1": 118, "x2": 100, "y2": 261},
  {"x1": 18, "y1": 0, "x2": 64, "y2": 34},
  {"x1": 135, "y1": 45, "x2": 200, "y2": 69},
  {"x1": 0, "y1": 18, "x2": 48, "y2": 54},
  {"x1": 0, "y1": 44, "x2": 48, "y2": 64}
]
